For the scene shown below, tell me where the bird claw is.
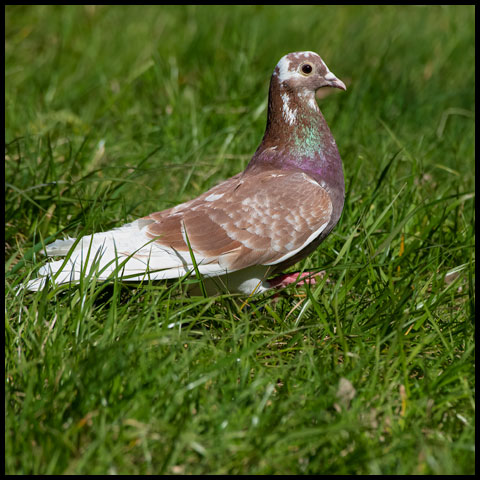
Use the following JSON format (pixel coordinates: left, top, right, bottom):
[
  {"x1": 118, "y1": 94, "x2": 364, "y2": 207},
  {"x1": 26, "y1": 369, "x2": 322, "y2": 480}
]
[{"x1": 269, "y1": 271, "x2": 325, "y2": 289}]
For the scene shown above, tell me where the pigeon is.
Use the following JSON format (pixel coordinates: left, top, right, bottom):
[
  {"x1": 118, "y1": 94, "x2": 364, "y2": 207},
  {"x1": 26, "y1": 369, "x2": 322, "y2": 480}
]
[{"x1": 25, "y1": 51, "x2": 346, "y2": 295}]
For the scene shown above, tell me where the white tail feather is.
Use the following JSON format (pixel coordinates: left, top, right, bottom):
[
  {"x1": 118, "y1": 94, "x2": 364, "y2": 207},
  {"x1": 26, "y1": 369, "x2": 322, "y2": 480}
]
[
  {"x1": 24, "y1": 220, "x2": 229, "y2": 291},
  {"x1": 43, "y1": 236, "x2": 76, "y2": 255}
]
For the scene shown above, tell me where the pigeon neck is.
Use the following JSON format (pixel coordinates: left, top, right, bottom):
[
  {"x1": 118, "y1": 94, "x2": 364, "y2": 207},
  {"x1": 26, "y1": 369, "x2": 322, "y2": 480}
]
[
  {"x1": 247, "y1": 76, "x2": 344, "y2": 196},
  {"x1": 264, "y1": 80, "x2": 327, "y2": 154}
]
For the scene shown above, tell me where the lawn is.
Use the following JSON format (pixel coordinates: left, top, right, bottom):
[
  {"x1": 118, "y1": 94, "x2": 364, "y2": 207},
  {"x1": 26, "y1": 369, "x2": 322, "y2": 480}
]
[{"x1": 5, "y1": 5, "x2": 475, "y2": 475}]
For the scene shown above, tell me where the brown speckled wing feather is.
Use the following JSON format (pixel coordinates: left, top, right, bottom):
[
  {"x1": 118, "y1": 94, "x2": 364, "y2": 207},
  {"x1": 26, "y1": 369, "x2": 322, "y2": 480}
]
[{"x1": 143, "y1": 170, "x2": 332, "y2": 272}]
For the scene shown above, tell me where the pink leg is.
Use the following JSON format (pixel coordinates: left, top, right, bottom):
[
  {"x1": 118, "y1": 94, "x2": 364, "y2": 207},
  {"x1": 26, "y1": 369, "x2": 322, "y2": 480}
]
[{"x1": 269, "y1": 271, "x2": 326, "y2": 289}]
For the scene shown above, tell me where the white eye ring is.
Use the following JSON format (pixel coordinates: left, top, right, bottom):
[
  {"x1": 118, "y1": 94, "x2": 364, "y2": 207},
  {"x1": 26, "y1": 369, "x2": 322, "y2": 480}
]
[{"x1": 300, "y1": 63, "x2": 314, "y2": 76}]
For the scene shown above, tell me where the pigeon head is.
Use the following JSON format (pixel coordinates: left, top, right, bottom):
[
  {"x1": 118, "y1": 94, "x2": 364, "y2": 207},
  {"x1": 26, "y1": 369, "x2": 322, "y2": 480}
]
[
  {"x1": 263, "y1": 51, "x2": 347, "y2": 133},
  {"x1": 273, "y1": 51, "x2": 346, "y2": 93}
]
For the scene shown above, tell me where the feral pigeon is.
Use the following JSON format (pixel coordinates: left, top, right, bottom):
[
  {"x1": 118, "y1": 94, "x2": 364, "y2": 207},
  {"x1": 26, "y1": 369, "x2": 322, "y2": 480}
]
[{"x1": 25, "y1": 51, "x2": 346, "y2": 295}]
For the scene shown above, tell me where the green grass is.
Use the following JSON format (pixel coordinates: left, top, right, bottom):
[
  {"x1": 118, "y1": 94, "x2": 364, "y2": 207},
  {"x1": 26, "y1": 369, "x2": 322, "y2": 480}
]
[{"x1": 5, "y1": 5, "x2": 475, "y2": 475}]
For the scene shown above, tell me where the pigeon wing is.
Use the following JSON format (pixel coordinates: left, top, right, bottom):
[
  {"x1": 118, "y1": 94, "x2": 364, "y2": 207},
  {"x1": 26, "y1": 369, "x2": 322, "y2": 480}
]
[{"x1": 144, "y1": 169, "x2": 333, "y2": 273}]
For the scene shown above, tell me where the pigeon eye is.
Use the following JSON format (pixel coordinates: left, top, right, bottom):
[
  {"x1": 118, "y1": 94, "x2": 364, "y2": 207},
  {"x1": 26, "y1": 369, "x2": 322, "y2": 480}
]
[{"x1": 301, "y1": 63, "x2": 313, "y2": 75}]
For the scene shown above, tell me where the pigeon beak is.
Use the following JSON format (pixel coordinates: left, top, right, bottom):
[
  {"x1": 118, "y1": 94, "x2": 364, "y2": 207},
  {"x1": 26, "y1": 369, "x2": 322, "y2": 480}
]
[{"x1": 324, "y1": 71, "x2": 347, "y2": 91}]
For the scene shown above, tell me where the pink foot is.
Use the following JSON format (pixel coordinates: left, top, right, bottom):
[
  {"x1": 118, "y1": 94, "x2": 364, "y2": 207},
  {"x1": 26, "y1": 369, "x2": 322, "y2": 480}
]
[{"x1": 269, "y1": 271, "x2": 325, "y2": 289}]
